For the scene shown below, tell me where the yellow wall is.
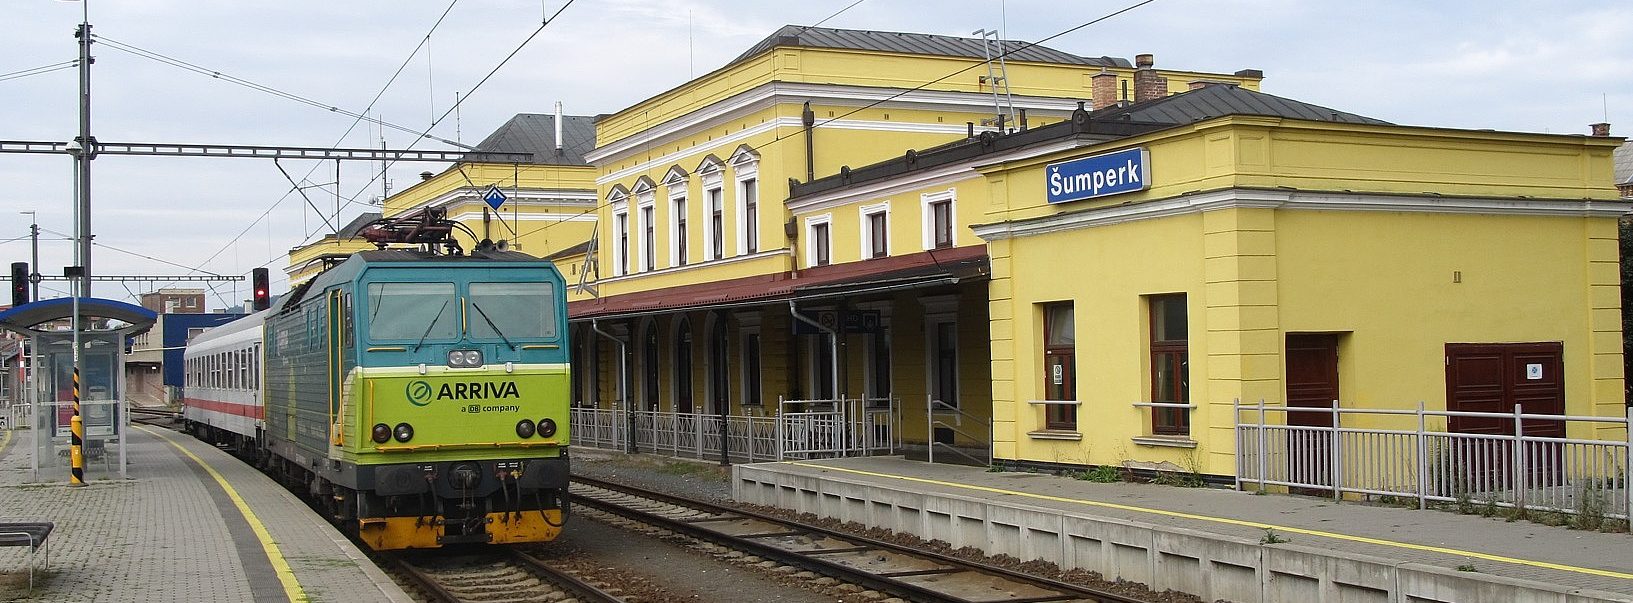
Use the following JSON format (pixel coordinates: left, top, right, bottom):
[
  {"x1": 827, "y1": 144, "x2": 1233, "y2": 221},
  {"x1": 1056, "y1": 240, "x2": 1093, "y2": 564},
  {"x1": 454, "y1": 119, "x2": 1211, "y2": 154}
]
[{"x1": 977, "y1": 119, "x2": 1627, "y2": 475}]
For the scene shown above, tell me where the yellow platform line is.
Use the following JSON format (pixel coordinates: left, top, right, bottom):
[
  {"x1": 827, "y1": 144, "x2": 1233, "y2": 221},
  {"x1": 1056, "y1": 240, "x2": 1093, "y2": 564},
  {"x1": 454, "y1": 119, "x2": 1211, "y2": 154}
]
[
  {"x1": 140, "y1": 426, "x2": 308, "y2": 602},
  {"x1": 788, "y1": 461, "x2": 1633, "y2": 581}
]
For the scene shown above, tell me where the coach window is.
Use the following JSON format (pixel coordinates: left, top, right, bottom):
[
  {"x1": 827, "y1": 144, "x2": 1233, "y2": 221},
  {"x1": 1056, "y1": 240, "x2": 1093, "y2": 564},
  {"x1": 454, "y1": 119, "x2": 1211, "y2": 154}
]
[
  {"x1": 366, "y1": 282, "x2": 458, "y2": 342},
  {"x1": 341, "y1": 291, "x2": 354, "y2": 347},
  {"x1": 470, "y1": 282, "x2": 557, "y2": 340}
]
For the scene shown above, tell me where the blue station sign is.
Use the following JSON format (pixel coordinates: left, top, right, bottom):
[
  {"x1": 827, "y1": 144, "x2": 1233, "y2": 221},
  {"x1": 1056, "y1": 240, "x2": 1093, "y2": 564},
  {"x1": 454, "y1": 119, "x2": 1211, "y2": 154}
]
[{"x1": 1045, "y1": 147, "x2": 1150, "y2": 204}]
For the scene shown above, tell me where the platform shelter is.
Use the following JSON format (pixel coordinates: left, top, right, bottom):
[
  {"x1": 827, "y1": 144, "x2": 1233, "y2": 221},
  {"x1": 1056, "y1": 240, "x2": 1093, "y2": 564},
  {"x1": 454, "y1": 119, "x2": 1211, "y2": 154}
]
[{"x1": 0, "y1": 297, "x2": 156, "y2": 481}]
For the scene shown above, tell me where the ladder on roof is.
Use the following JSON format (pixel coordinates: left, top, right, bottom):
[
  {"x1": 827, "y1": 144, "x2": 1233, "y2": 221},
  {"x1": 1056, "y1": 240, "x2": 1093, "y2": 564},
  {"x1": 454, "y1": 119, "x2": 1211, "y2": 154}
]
[
  {"x1": 975, "y1": 29, "x2": 1018, "y2": 133},
  {"x1": 576, "y1": 226, "x2": 600, "y2": 298}
]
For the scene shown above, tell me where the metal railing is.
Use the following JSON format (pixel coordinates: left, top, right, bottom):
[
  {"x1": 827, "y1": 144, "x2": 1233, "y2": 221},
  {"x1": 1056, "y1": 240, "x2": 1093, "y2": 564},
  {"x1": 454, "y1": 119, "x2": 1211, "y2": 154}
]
[
  {"x1": 927, "y1": 396, "x2": 992, "y2": 466},
  {"x1": 569, "y1": 395, "x2": 896, "y2": 463},
  {"x1": 1236, "y1": 399, "x2": 1632, "y2": 521}
]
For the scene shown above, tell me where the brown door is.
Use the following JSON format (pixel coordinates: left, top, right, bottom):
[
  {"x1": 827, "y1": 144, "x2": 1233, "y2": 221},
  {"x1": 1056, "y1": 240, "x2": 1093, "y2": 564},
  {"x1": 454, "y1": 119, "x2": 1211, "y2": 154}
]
[
  {"x1": 1285, "y1": 334, "x2": 1340, "y2": 493},
  {"x1": 1445, "y1": 342, "x2": 1565, "y2": 488},
  {"x1": 1445, "y1": 343, "x2": 1565, "y2": 436}
]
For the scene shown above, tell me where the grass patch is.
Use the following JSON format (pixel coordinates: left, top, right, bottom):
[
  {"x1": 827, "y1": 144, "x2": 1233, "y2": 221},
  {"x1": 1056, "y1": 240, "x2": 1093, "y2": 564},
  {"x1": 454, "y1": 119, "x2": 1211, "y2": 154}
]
[
  {"x1": 1076, "y1": 465, "x2": 1123, "y2": 483},
  {"x1": 1260, "y1": 529, "x2": 1289, "y2": 545},
  {"x1": 1455, "y1": 564, "x2": 1478, "y2": 572}
]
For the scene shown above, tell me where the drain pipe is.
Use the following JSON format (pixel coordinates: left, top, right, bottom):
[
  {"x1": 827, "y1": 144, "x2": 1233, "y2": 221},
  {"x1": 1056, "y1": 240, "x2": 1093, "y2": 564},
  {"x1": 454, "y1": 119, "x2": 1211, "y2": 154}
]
[
  {"x1": 789, "y1": 301, "x2": 838, "y2": 400},
  {"x1": 802, "y1": 101, "x2": 816, "y2": 183},
  {"x1": 590, "y1": 318, "x2": 634, "y2": 454}
]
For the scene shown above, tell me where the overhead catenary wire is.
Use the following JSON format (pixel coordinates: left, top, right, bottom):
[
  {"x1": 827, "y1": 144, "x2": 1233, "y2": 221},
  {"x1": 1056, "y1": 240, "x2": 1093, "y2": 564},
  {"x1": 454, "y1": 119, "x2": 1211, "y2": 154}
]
[
  {"x1": 0, "y1": 60, "x2": 78, "y2": 83},
  {"x1": 515, "y1": 0, "x2": 1162, "y2": 243},
  {"x1": 144, "y1": 0, "x2": 467, "y2": 292}
]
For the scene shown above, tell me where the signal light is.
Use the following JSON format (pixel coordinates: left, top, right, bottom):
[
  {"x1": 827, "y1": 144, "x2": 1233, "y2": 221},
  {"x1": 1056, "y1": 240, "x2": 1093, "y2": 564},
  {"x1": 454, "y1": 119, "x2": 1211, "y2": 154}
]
[
  {"x1": 538, "y1": 418, "x2": 557, "y2": 438},
  {"x1": 371, "y1": 423, "x2": 391, "y2": 444},
  {"x1": 251, "y1": 267, "x2": 270, "y2": 311},
  {"x1": 393, "y1": 422, "x2": 414, "y2": 443},
  {"x1": 516, "y1": 419, "x2": 536, "y2": 439},
  {"x1": 9, "y1": 262, "x2": 27, "y2": 307}
]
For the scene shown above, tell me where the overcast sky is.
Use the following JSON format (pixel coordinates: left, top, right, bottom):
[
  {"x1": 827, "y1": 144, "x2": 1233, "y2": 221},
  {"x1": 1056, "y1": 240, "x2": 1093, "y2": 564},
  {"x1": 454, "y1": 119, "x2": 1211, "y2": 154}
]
[{"x1": 1, "y1": 0, "x2": 1628, "y2": 309}]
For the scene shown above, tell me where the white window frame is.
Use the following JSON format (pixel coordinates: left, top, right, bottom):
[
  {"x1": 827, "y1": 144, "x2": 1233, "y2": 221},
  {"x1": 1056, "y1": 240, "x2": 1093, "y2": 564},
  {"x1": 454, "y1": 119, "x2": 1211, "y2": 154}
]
[
  {"x1": 612, "y1": 201, "x2": 629, "y2": 277},
  {"x1": 921, "y1": 188, "x2": 957, "y2": 251},
  {"x1": 858, "y1": 201, "x2": 891, "y2": 260},
  {"x1": 734, "y1": 160, "x2": 761, "y2": 256},
  {"x1": 804, "y1": 213, "x2": 833, "y2": 268},
  {"x1": 704, "y1": 180, "x2": 725, "y2": 261},
  {"x1": 638, "y1": 194, "x2": 656, "y2": 271},
  {"x1": 669, "y1": 187, "x2": 689, "y2": 267}
]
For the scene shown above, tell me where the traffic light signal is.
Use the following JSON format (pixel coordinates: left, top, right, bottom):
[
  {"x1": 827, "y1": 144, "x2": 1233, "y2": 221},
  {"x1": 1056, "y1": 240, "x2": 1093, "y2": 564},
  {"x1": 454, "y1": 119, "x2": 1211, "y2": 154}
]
[
  {"x1": 10, "y1": 262, "x2": 27, "y2": 307},
  {"x1": 252, "y1": 267, "x2": 270, "y2": 311}
]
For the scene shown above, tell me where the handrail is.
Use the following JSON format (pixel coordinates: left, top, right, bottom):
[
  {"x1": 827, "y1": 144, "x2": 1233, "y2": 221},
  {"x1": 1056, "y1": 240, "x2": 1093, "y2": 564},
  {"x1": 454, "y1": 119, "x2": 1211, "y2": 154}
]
[{"x1": 927, "y1": 397, "x2": 992, "y2": 466}]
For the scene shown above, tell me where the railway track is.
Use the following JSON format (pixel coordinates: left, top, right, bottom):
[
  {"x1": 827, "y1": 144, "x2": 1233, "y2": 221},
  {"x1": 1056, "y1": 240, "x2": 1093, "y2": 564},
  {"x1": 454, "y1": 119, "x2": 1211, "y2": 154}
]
[
  {"x1": 570, "y1": 476, "x2": 1150, "y2": 603},
  {"x1": 382, "y1": 547, "x2": 625, "y2": 603}
]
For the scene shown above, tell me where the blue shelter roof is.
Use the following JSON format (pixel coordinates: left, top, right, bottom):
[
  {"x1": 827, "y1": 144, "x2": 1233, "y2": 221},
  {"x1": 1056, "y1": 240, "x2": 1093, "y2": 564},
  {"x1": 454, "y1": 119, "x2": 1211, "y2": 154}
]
[{"x1": 0, "y1": 297, "x2": 158, "y2": 337}]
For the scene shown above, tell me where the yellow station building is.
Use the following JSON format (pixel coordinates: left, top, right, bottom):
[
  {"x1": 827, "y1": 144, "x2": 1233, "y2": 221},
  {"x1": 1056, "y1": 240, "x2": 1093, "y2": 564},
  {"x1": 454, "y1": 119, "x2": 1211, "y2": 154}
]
[
  {"x1": 568, "y1": 24, "x2": 1628, "y2": 480},
  {"x1": 286, "y1": 112, "x2": 598, "y2": 286}
]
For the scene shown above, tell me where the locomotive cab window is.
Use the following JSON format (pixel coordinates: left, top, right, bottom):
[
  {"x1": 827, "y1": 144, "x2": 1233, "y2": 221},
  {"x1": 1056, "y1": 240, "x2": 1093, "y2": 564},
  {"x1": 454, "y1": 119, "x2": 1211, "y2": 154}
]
[
  {"x1": 366, "y1": 282, "x2": 459, "y2": 342},
  {"x1": 468, "y1": 282, "x2": 558, "y2": 340}
]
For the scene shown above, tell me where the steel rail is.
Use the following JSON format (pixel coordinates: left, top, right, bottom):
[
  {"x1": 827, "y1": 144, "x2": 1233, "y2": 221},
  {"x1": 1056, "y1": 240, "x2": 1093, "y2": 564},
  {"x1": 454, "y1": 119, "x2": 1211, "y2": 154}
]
[
  {"x1": 381, "y1": 556, "x2": 460, "y2": 603},
  {"x1": 572, "y1": 475, "x2": 1149, "y2": 603},
  {"x1": 507, "y1": 549, "x2": 626, "y2": 603}
]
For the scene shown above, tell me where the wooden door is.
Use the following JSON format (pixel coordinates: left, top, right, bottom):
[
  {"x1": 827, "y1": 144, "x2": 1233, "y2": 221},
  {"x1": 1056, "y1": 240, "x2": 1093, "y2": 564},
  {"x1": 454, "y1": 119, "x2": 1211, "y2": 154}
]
[
  {"x1": 1445, "y1": 342, "x2": 1566, "y2": 487},
  {"x1": 1285, "y1": 334, "x2": 1340, "y2": 493}
]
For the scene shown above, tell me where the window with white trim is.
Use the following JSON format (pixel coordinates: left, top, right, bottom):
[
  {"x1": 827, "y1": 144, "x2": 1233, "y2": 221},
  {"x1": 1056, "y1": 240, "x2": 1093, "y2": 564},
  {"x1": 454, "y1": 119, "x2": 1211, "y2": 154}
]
[
  {"x1": 859, "y1": 202, "x2": 890, "y2": 260},
  {"x1": 640, "y1": 204, "x2": 655, "y2": 271},
  {"x1": 613, "y1": 211, "x2": 629, "y2": 276},
  {"x1": 805, "y1": 214, "x2": 832, "y2": 268},
  {"x1": 921, "y1": 189, "x2": 956, "y2": 250},
  {"x1": 707, "y1": 186, "x2": 724, "y2": 260},
  {"x1": 671, "y1": 193, "x2": 688, "y2": 267},
  {"x1": 739, "y1": 177, "x2": 759, "y2": 254}
]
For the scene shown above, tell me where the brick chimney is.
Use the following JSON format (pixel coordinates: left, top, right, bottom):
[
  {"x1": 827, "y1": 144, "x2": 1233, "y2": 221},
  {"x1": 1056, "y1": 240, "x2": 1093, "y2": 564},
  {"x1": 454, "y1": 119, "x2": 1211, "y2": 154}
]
[
  {"x1": 1091, "y1": 69, "x2": 1118, "y2": 110},
  {"x1": 1590, "y1": 122, "x2": 1610, "y2": 137},
  {"x1": 1133, "y1": 53, "x2": 1167, "y2": 102}
]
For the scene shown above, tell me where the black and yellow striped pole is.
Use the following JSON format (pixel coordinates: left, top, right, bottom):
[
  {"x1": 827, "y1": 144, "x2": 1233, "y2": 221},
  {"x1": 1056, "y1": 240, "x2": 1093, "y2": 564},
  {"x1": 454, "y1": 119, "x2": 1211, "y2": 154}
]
[{"x1": 69, "y1": 366, "x2": 85, "y2": 486}]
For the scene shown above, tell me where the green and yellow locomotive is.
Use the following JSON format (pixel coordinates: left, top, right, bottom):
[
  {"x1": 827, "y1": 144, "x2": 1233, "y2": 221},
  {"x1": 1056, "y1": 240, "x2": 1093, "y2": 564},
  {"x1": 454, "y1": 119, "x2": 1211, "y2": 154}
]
[{"x1": 186, "y1": 209, "x2": 572, "y2": 550}]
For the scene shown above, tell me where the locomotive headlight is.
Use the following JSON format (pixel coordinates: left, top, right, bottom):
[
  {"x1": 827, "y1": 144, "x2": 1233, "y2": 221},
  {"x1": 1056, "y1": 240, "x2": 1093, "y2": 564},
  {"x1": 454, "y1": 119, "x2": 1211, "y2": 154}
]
[
  {"x1": 371, "y1": 423, "x2": 392, "y2": 444},
  {"x1": 516, "y1": 419, "x2": 536, "y2": 438},
  {"x1": 393, "y1": 422, "x2": 414, "y2": 443},
  {"x1": 447, "y1": 350, "x2": 464, "y2": 366},
  {"x1": 538, "y1": 418, "x2": 557, "y2": 438},
  {"x1": 464, "y1": 350, "x2": 482, "y2": 366},
  {"x1": 447, "y1": 349, "x2": 483, "y2": 367}
]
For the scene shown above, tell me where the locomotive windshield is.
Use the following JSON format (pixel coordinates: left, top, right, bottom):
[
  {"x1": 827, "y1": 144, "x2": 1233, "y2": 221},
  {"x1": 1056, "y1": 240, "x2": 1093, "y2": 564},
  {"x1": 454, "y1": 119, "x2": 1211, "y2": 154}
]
[
  {"x1": 468, "y1": 282, "x2": 557, "y2": 340},
  {"x1": 367, "y1": 282, "x2": 460, "y2": 342}
]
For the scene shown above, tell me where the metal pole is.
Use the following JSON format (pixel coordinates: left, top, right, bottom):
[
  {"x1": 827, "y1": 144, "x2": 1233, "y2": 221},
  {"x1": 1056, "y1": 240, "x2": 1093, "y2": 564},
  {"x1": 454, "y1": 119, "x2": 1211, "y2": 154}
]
[
  {"x1": 1416, "y1": 401, "x2": 1427, "y2": 510},
  {"x1": 75, "y1": 3, "x2": 93, "y2": 294},
  {"x1": 1623, "y1": 406, "x2": 1631, "y2": 521},
  {"x1": 20, "y1": 211, "x2": 39, "y2": 301},
  {"x1": 1331, "y1": 399, "x2": 1341, "y2": 501},
  {"x1": 1513, "y1": 403, "x2": 1526, "y2": 512},
  {"x1": 1256, "y1": 398, "x2": 1267, "y2": 492}
]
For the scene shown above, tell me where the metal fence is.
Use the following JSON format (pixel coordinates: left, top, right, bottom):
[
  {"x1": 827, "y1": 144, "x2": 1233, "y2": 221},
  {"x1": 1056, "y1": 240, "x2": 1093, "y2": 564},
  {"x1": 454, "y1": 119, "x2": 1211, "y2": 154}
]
[
  {"x1": 1236, "y1": 400, "x2": 1632, "y2": 521},
  {"x1": 569, "y1": 396, "x2": 896, "y2": 463}
]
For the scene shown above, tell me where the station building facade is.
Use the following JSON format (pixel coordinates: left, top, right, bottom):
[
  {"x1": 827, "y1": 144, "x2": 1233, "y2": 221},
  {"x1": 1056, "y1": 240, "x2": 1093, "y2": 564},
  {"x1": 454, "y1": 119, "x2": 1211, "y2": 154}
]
[
  {"x1": 797, "y1": 86, "x2": 1626, "y2": 476},
  {"x1": 565, "y1": 25, "x2": 1628, "y2": 477},
  {"x1": 565, "y1": 26, "x2": 1263, "y2": 452}
]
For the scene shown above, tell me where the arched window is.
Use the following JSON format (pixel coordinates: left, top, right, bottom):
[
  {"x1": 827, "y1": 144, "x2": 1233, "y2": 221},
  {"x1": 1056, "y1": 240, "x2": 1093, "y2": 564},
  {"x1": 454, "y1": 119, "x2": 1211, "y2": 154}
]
[
  {"x1": 673, "y1": 318, "x2": 693, "y2": 413},
  {"x1": 708, "y1": 315, "x2": 730, "y2": 415},
  {"x1": 642, "y1": 321, "x2": 659, "y2": 411}
]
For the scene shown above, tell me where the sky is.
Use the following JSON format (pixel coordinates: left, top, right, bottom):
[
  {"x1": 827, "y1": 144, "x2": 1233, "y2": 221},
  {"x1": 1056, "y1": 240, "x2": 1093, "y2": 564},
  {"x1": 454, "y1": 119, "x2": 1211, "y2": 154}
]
[{"x1": 1, "y1": 0, "x2": 1629, "y2": 310}]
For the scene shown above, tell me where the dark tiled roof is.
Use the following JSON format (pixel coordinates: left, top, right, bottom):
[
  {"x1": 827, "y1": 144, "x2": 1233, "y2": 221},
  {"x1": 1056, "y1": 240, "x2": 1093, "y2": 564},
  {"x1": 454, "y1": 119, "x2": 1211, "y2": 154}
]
[
  {"x1": 731, "y1": 25, "x2": 1129, "y2": 69},
  {"x1": 1614, "y1": 140, "x2": 1633, "y2": 187},
  {"x1": 1093, "y1": 84, "x2": 1390, "y2": 125},
  {"x1": 542, "y1": 239, "x2": 593, "y2": 261},
  {"x1": 336, "y1": 212, "x2": 381, "y2": 238},
  {"x1": 470, "y1": 113, "x2": 597, "y2": 166}
]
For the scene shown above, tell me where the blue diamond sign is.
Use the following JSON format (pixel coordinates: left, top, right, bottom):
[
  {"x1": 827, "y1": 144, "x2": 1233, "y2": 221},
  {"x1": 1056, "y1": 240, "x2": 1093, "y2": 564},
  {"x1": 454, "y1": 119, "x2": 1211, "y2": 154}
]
[{"x1": 482, "y1": 185, "x2": 508, "y2": 210}]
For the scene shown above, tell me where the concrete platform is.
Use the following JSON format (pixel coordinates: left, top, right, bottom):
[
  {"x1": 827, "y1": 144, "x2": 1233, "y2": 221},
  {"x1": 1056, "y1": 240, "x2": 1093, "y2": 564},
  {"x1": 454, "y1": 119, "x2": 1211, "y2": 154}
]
[
  {"x1": 0, "y1": 425, "x2": 410, "y2": 602},
  {"x1": 735, "y1": 456, "x2": 1633, "y2": 603}
]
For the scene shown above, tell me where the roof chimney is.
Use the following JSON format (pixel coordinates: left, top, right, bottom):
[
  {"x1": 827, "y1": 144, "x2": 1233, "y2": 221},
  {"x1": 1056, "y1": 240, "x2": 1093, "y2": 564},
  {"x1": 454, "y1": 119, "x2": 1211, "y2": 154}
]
[
  {"x1": 1091, "y1": 69, "x2": 1118, "y2": 110},
  {"x1": 1590, "y1": 122, "x2": 1611, "y2": 137},
  {"x1": 1133, "y1": 53, "x2": 1167, "y2": 103},
  {"x1": 419, "y1": 171, "x2": 434, "y2": 181},
  {"x1": 554, "y1": 101, "x2": 565, "y2": 155}
]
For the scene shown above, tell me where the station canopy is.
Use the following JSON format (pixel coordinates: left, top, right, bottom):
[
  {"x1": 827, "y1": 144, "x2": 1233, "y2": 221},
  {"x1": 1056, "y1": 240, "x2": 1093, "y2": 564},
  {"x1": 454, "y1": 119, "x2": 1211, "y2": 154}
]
[{"x1": 0, "y1": 297, "x2": 157, "y2": 337}]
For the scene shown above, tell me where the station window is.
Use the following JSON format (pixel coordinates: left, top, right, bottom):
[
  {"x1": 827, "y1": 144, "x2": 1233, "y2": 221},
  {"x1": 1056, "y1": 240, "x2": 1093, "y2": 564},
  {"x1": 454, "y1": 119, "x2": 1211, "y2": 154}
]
[
  {"x1": 614, "y1": 211, "x2": 629, "y2": 276},
  {"x1": 741, "y1": 177, "x2": 758, "y2": 254},
  {"x1": 921, "y1": 189, "x2": 956, "y2": 250},
  {"x1": 813, "y1": 223, "x2": 831, "y2": 266},
  {"x1": 673, "y1": 196, "x2": 688, "y2": 267},
  {"x1": 861, "y1": 204, "x2": 889, "y2": 259},
  {"x1": 1042, "y1": 303, "x2": 1076, "y2": 430},
  {"x1": 707, "y1": 187, "x2": 724, "y2": 260},
  {"x1": 1148, "y1": 294, "x2": 1189, "y2": 436},
  {"x1": 641, "y1": 205, "x2": 655, "y2": 271}
]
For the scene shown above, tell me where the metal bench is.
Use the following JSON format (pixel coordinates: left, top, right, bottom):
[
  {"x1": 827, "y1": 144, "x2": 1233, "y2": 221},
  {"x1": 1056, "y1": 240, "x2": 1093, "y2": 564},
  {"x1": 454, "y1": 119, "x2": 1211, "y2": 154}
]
[{"x1": 0, "y1": 522, "x2": 53, "y2": 592}]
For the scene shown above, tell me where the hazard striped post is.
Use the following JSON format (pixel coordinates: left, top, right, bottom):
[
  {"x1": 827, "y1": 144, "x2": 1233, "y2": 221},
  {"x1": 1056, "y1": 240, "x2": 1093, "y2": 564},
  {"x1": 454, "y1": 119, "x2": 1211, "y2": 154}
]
[{"x1": 69, "y1": 366, "x2": 85, "y2": 486}]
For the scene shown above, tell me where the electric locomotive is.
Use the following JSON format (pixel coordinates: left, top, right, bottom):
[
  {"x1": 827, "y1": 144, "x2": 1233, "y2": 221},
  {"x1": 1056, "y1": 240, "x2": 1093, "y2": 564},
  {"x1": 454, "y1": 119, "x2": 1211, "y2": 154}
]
[{"x1": 185, "y1": 208, "x2": 572, "y2": 550}]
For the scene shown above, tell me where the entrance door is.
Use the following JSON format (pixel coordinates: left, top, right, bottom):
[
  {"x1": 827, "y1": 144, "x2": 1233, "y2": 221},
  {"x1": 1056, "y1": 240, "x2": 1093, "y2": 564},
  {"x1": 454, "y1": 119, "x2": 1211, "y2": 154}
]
[
  {"x1": 1285, "y1": 333, "x2": 1340, "y2": 492},
  {"x1": 709, "y1": 319, "x2": 729, "y2": 415},
  {"x1": 1445, "y1": 342, "x2": 1566, "y2": 488}
]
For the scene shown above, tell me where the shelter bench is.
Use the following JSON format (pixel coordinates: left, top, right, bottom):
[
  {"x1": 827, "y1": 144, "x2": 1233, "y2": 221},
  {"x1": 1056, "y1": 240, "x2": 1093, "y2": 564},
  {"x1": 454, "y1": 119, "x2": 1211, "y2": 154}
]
[{"x1": 0, "y1": 521, "x2": 53, "y2": 592}]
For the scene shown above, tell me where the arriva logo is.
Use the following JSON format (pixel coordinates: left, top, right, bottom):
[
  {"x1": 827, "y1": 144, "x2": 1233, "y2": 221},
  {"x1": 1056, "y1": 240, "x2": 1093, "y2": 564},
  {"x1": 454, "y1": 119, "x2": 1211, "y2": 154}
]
[{"x1": 406, "y1": 380, "x2": 434, "y2": 406}]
